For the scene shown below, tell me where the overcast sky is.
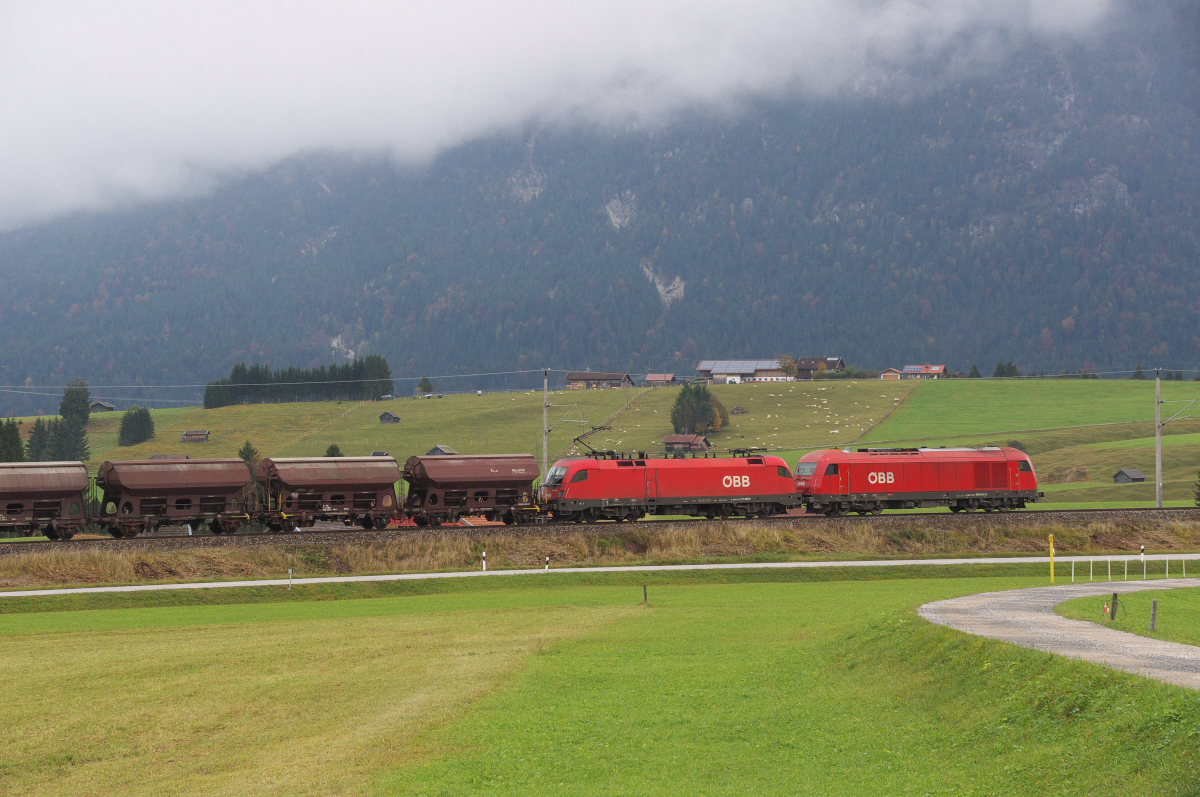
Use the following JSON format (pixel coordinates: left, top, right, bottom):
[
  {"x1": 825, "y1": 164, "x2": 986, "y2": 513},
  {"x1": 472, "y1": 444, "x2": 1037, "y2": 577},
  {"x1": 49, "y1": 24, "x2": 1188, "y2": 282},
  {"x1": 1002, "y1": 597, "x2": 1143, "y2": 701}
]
[{"x1": 0, "y1": 1, "x2": 1116, "y2": 231}]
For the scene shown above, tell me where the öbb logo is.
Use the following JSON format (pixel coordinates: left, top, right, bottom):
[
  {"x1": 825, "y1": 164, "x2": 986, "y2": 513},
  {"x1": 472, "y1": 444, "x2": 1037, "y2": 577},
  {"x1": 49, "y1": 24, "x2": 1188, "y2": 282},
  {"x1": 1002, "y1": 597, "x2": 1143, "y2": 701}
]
[
  {"x1": 867, "y1": 472, "x2": 895, "y2": 485},
  {"x1": 722, "y1": 475, "x2": 750, "y2": 488}
]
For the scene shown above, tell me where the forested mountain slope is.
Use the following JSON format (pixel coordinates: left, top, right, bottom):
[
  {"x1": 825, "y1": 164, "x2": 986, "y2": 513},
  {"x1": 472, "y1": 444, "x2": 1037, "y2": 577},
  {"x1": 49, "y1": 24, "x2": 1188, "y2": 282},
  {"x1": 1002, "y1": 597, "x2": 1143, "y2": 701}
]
[{"x1": 0, "y1": 3, "x2": 1197, "y2": 413}]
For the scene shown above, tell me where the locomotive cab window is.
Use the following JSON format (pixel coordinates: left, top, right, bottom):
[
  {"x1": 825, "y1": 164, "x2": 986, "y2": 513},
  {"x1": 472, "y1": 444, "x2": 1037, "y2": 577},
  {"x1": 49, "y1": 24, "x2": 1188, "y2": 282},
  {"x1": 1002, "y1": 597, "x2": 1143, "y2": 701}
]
[
  {"x1": 824, "y1": 464, "x2": 840, "y2": 475},
  {"x1": 795, "y1": 463, "x2": 817, "y2": 477},
  {"x1": 777, "y1": 466, "x2": 791, "y2": 478},
  {"x1": 545, "y1": 466, "x2": 568, "y2": 486},
  {"x1": 1017, "y1": 460, "x2": 1032, "y2": 472},
  {"x1": 570, "y1": 470, "x2": 589, "y2": 483}
]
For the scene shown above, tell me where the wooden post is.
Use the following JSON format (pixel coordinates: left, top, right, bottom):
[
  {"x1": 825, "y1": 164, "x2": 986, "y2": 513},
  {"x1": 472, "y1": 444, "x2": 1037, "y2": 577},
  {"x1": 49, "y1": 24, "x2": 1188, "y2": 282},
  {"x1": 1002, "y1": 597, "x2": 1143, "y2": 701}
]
[
  {"x1": 1151, "y1": 599, "x2": 1157, "y2": 631},
  {"x1": 1049, "y1": 534, "x2": 1055, "y2": 584},
  {"x1": 1111, "y1": 592, "x2": 1119, "y2": 622},
  {"x1": 643, "y1": 585, "x2": 647, "y2": 604}
]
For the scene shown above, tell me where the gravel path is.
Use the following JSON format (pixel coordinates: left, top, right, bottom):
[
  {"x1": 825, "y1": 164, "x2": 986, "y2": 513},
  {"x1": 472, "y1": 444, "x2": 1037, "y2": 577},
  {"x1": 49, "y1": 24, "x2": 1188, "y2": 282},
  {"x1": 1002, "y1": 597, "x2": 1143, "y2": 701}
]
[{"x1": 920, "y1": 578, "x2": 1200, "y2": 690}]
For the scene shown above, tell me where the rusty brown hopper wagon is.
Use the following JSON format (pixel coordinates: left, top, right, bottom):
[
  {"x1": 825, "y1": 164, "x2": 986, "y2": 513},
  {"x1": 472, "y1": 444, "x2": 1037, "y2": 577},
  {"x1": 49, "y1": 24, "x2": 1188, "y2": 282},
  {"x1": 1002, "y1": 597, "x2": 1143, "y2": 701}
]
[
  {"x1": 0, "y1": 462, "x2": 89, "y2": 540},
  {"x1": 97, "y1": 459, "x2": 252, "y2": 538},
  {"x1": 256, "y1": 457, "x2": 401, "y2": 530},
  {"x1": 403, "y1": 454, "x2": 539, "y2": 526}
]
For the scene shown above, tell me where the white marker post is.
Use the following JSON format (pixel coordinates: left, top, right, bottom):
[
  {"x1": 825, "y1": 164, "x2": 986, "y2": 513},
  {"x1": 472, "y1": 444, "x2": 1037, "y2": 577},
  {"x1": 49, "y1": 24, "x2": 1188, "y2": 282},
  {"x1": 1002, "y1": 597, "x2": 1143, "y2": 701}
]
[
  {"x1": 288, "y1": 568, "x2": 292, "y2": 590},
  {"x1": 545, "y1": 556, "x2": 549, "y2": 571},
  {"x1": 482, "y1": 551, "x2": 487, "y2": 572}
]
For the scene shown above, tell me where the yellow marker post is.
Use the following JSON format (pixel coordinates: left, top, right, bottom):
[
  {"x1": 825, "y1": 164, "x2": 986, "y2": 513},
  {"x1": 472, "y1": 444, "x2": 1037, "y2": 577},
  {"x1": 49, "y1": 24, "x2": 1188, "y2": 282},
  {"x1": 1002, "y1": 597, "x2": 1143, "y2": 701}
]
[{"x1": 1049, "y1": 534, "x2": 1055, "y2": 584}]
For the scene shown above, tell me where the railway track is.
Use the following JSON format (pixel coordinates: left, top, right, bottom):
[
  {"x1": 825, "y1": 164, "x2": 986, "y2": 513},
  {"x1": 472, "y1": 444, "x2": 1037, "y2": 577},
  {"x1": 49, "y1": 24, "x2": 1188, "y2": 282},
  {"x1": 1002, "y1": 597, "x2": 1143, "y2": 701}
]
[{"x1": 2, "y1": 506, "x2": 1199, "y2": 555}]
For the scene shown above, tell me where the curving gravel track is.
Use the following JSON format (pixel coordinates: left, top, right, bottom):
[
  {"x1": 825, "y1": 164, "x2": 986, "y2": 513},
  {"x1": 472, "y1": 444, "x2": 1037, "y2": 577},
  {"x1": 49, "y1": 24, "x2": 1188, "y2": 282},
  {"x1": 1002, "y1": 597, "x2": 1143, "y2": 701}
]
[{"x1": 920, "y1": 579, "x2": 1200, "y2": 690}]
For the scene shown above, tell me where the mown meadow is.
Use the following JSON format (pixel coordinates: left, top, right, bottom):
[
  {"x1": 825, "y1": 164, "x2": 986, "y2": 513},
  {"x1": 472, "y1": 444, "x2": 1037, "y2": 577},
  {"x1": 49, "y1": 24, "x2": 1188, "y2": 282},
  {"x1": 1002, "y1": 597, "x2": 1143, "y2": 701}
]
[{"x1": 2, "y1": 571, "x2": 1198, "y2": 796}]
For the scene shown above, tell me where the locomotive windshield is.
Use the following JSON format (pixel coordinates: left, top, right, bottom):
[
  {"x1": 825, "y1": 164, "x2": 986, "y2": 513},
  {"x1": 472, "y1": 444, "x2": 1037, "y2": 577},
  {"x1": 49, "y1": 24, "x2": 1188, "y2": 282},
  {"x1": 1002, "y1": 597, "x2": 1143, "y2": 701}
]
[
  {"x1": 544, "y1": 466, "x2": 568, "y2": 487},
  {"x1": 795, "y1": 463, "x2": 817, "y2": 476}
]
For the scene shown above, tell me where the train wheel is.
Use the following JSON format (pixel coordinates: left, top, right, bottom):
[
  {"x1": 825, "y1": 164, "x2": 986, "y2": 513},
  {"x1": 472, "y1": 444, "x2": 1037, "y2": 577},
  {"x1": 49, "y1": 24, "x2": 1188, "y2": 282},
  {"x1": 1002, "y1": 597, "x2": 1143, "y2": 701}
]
[
  {"x1": 584, "y1": 510, "x2": 597, "y2": 523},
  {"x1": 502, "y1": 512, "x2": 514, "y2": 526},
  {"x1": 414, "y1": 516, "x2": 429, "y2": 527},
  {"x1": 429, "y1": 516, "x2": 443, "y2": 528},
  {"x1": 824, "y1": 506, "x2": 844, "y2": 517},
  {"x1": 949, "y1": 505, "x2": 963, "y2": 513},
  {"x1": 360, "y1": 516, "x2": 375, "y2": 530}
]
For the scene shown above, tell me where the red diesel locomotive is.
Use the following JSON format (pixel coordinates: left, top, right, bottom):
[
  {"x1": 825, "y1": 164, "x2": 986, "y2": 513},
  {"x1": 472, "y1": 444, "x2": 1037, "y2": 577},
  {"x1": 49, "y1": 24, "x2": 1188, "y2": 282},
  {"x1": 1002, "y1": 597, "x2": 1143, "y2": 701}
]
[
  {"x1": 543, "y1": 454, "x2": 799, "y2": 522},
  {"x1": 794, "y1": 447, "x2": 1041, "y2": 516}
]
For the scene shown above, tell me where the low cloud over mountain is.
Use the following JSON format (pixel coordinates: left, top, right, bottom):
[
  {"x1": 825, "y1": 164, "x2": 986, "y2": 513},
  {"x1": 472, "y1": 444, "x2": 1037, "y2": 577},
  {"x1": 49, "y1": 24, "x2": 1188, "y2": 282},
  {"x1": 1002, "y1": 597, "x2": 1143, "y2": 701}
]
[{"x1": 0, "y1": 0, "x2": 1115, "y2": 229}]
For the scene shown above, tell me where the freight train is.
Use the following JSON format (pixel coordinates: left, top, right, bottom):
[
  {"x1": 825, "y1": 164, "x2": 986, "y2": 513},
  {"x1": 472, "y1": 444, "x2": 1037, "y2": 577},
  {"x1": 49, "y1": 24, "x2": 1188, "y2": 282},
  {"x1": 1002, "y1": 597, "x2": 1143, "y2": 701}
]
[{"x1": 0, "y1": 446, "x2": 1039, "y2": 539}]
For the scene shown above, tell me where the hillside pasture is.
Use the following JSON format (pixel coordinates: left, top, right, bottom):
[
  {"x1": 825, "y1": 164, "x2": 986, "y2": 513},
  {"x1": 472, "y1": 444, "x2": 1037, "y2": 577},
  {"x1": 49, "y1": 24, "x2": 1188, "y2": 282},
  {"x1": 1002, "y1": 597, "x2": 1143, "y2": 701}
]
[
  {"x1": 586, "y1": 380, "x2": 918, "y2": 459},
  {"x1": 864, "y1": 379, "x2": 1200, "y2": 442}
]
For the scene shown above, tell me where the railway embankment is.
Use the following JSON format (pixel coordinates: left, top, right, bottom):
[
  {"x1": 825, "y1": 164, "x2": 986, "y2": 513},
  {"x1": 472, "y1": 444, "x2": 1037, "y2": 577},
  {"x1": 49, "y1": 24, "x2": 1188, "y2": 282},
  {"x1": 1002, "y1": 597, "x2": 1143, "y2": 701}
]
[{"x1": 1, "y1": 509, "x2": 1199, "y2": 590}]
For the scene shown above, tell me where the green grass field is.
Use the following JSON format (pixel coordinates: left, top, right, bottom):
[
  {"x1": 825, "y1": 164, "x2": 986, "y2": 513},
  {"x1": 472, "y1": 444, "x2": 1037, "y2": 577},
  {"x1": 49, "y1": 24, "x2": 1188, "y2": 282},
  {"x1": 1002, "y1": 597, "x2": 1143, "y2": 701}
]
[
  {"x1": 1057, "y1": 584, "x2": 1200, "y2": 648},
  {"x1": 2, "y1": 571, "x2": 1197, "y2": 796},
  {"x1": 864, "y1": 379, "x2": 1200, "y2": 442}
]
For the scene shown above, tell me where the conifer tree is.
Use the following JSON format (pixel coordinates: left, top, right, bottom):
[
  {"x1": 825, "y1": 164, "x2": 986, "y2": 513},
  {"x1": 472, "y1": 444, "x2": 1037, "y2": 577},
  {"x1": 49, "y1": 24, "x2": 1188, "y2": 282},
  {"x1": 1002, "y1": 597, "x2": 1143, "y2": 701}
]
[
  {"x1": 670, "y1": 384, "x2": 726, "y2": 435},
  {"x1": 59, "y1": 378, "x2": 91, "y2": 425},
  {"x1": 48, "y1": 418, "x2": 89, "y2": 461},
  {"x1": 118, "y1": 405, "x2": 155, "y2": 446},
  {"x1": 0, "y1": 419, "x2": 24, "y2": 462},
  {"x1": 238, "y1": 440, "x2": 261, "y2": 481},
  {"x1": 968, "y1": 364, "x2": 982, "y2": 378},
  {"x1": 1131, "y1": 364, "x2": 1146, "y2": 380},
  {"x1": 325, "y1": 444, "x2": 343, "y2": 457},
  {"x1": 25, "y1": 418, "x2": 49, "y2": 461}
]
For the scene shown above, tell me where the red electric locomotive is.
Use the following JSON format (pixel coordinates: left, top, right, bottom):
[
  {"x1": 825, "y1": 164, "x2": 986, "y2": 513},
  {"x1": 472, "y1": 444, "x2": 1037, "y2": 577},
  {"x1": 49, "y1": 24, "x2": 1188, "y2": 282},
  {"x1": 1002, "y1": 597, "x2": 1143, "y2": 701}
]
[
  {"x1": 543, "y1": 454, "x2": 799, "y2": 522},
  {"x1": 794, "y1": 447, "x2": 1041, "y2": 515}
]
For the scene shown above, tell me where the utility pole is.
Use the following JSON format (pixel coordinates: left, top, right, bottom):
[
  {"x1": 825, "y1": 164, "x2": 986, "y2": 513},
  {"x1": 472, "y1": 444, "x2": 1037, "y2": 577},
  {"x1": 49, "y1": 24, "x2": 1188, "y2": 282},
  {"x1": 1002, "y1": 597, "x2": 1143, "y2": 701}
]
[
  {"x1": 542, "y1": 368, "x2": 549, "y2": 480},
  {"x1": 1155, "y1": 367, "x2": 1162, "y2": 508}
]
